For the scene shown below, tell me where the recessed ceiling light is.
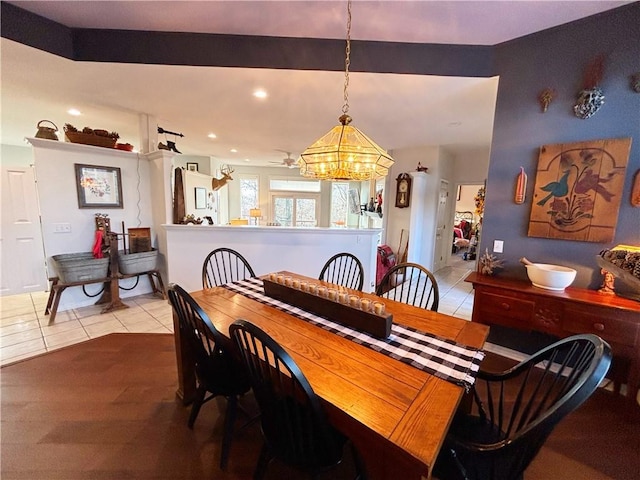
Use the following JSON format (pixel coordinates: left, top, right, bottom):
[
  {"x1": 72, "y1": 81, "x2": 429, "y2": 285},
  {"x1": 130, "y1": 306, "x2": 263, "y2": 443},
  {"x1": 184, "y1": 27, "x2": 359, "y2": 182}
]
[
  {"x1": 67, "y1": 108, "x2": 81, "y2": 116},
  {"x1": 253, "y1": 89, "x2": 267, "y2": 99},
  {"x1": 207, "y1": 133, "x2": 217, "y2": 139},
  {"x1": 230, "y1": 148, "x2": 238, "y2": 153}
]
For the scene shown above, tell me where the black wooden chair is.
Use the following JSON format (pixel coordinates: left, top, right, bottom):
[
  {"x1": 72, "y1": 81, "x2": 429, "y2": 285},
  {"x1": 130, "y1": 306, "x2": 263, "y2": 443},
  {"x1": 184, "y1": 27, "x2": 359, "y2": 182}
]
[
  {"x1": 202, "y1": 247, "x2": 256, "y2": 288},
  {"x1": 375, "y1": 262, "x2": 439, "y2": 311},
  {"x1": 229, "y1": 319, "x2": 367, "y2": 480},
  {"x1": 433, "y1": 334, "x2": 611, "y2": 480},
  {"x1": 318, "y1": 252, "x2": 365, "y2": 291},
  {"x1": 167, "y1": 284, "x2": 252, "y2": 470}
]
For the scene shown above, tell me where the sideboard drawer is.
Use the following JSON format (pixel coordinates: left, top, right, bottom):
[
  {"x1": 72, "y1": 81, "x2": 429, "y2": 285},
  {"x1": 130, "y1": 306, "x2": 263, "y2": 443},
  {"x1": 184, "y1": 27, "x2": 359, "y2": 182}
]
[
  {"x1": 563, "y1": 307, "x2": 639, "y2": 348},
  {"x1": 474, "y1": 291, "x2": 535, "y2": 330}
]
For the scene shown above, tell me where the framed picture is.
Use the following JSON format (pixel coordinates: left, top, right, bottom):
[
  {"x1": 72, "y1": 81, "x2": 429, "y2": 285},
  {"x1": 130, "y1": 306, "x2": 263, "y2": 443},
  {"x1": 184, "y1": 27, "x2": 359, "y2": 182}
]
[
  {"x1": 195, "y1": 187, "x2": 207, "y2": 209},
  {"x1": 186, "y1": 162, "x2": 198, "y2": 172},
  {"x1": 74, "y1": 163, "x2": 123, "y2": 209}
]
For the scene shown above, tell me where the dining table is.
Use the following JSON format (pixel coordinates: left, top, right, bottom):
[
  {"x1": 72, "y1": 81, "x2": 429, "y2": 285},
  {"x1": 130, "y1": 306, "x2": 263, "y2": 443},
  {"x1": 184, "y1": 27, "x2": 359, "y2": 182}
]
[{"x1": 172, "y1": 271, "x2": 489, "y2": 480}]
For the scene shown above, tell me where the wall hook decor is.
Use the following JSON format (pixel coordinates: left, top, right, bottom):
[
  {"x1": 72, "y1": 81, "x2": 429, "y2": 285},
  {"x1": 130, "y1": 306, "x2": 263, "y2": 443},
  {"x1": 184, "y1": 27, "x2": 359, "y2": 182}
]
[
  {"x1": 157, "y1": 126, "x2": 184, "y2": 153},
  {"x1": 631, "y1": 73, "x2": 640, "y2": 93},
  {"x1": 573, "y1": 55, "x2": 606, "y2": 119},
  {"x1": 515, "y1": 166, "x2": 527, "y2": 204},
  {"x1": 631, "y1": 169, "x2": 640, "y2": 207},
  {"x1": 537, "y1": 88, "x2": 556, "y2": 113}
]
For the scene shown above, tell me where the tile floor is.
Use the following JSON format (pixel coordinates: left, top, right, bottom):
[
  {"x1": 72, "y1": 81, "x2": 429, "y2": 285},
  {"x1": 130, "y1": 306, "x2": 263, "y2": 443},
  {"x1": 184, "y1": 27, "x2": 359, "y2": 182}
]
[
  {"x1": 0, "y1": 290, "x2": 174, "y2": 366},
  {"x1": 0, "y1": 256, "x2": 511, "y2": 367}
]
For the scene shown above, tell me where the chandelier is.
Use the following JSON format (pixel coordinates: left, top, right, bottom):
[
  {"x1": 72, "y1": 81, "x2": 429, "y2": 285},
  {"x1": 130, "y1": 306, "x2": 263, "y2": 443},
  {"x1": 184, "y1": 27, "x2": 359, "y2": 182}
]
[{"x1": 298, "y1": 0, "x2": 394, "y2": 181}]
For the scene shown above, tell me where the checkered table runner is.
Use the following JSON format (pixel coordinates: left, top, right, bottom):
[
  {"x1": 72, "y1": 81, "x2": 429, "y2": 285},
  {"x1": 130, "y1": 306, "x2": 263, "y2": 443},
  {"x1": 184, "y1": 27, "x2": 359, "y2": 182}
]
[{"x1": 223, "y1": 278, "x2": 485, "y2": 391}]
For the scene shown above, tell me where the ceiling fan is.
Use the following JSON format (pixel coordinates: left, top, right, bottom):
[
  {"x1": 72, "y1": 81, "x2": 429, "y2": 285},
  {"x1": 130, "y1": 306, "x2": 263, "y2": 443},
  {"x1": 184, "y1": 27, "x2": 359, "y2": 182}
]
[{"x1": 269, "y1": 151, "x2": 299, "y2": 168}]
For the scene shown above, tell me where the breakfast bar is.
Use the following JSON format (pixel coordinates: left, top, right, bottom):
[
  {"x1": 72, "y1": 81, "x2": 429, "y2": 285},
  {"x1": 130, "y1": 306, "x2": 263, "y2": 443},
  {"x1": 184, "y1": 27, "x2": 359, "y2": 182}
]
[{"x1": 163, "y1": 224, "x2": 381, "y2": 293}]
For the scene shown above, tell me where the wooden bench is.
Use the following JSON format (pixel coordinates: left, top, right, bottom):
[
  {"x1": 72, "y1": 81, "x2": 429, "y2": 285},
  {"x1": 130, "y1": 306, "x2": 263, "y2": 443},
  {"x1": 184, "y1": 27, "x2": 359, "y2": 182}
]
[{"x1": 44, "y1": 270, "x2": 165, "y2": 323}]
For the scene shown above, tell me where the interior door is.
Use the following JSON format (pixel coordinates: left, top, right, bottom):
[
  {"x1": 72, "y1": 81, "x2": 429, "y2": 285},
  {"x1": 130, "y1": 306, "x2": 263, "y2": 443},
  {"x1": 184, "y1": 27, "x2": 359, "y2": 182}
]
[
  {"x1": 434, "y1": 180, "x2": 450, "y2": 272},
  {"x1": 0, "y1": 165, "x2": 48, "y2": 296}
]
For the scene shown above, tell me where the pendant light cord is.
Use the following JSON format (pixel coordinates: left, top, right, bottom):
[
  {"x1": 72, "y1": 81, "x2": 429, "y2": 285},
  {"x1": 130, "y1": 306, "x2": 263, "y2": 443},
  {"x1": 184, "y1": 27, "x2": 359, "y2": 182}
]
[{"x1": 342, "y1": 0, "x2": 352, "y2": 116}]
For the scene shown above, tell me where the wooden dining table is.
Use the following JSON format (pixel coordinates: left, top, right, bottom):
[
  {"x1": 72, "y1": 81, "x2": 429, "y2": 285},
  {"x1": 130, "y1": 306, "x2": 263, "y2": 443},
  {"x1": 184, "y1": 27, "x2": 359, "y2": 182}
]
[{"x1": 172, "y1": 272, "x2": 489, "y2": 480}]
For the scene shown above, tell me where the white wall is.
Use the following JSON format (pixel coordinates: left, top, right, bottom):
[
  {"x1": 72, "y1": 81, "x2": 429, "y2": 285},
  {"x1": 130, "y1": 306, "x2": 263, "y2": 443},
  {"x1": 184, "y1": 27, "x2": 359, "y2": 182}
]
[
  {"x1": 1, "y1": 144, "x2": 32, "y2": 167},
  {"x1": 30, "y1": 138, "x2": 157, "y2": 309},
  {"x1": 174, "y1": 154, "x2": 212, "y2": 176},
  {"x1": 451, "y1": 147, "x2": 491, "y2": 183},
  {"x1": 384, "y1": 146, "x2": 440, "y2": 262},
  {"x1": 381, "y1": 145, "x2": 471, "y2": 271},
  {"x1": 456, "y1": 185, "x2": 480, "y2": 213},
  {"x1": 164, "y1": 225, "x2": 381, "y2": 293},
  {"x1": 183, "y1": 170, "x2": 216, "y2": 221}
]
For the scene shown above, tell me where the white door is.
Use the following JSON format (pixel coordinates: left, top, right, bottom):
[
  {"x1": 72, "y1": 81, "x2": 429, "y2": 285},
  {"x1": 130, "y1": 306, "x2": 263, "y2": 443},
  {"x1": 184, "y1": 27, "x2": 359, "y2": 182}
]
[
  {"x1": 0, "y1": 166, "x2": 48, "y2": 296},
  {"x1": 433, "y1": 180, "x2": 450, "y2": 272}
]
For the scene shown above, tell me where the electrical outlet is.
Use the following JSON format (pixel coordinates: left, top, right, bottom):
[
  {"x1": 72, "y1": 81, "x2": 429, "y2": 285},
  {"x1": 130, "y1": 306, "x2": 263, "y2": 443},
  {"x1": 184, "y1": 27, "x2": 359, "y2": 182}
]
[{"x1": 493, "y1": 240, "x2": 504, "y2": 253}]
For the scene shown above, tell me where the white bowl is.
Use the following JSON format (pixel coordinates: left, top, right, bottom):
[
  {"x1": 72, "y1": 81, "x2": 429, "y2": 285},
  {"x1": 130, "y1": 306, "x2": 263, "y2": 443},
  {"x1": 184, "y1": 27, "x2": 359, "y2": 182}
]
[{"x1": 525, "y1": 263, "x2": 577, "y2": 291}]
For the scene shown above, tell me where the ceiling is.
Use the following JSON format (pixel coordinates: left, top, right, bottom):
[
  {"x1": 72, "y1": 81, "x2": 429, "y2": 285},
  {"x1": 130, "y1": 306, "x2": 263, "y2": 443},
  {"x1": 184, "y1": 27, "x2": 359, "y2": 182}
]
[{"x1": 1, "y1": 1, "x2": 628, "y2": 167}]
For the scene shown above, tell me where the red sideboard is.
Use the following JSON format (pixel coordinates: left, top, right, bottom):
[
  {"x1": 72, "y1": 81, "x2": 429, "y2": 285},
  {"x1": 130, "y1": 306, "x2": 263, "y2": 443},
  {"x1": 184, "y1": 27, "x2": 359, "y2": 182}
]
[{"x1": 465, "y1": 272, "x2": 640, "y2": 404}]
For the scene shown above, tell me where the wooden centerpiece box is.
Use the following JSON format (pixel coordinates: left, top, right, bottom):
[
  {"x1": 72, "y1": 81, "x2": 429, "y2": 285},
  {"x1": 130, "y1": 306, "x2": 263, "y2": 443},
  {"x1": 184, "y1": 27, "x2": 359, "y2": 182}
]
[{"x1": 263, "y1": 278, "x2": 392, "y2": 339}]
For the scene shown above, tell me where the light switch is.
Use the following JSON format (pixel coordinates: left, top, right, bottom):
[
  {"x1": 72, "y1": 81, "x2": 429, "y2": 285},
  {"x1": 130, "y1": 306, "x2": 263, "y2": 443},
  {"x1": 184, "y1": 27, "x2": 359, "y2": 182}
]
[
  {"x1": 53, "y1": 223, "x2": 71, "y2": 233},
  {"x1": 493, "y1": 240, "x2": 504, "y2": 253}
]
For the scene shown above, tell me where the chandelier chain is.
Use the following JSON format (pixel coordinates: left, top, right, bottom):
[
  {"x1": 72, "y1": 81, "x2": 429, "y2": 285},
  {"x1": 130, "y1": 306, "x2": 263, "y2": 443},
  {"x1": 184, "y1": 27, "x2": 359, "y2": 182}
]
[
  {"x1": 342, "y1": 0, "x2": 352, "y2": 115},
  {"x1": 298, "y1": 0, "x2": 393, "y2": 181}
]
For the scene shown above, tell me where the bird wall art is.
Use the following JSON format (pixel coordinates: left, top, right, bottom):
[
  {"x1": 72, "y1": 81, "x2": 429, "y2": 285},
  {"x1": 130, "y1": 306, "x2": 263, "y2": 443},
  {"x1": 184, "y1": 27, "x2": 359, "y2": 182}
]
[
  {"x1": 536, "y1": 169, "x2": 570, "y2": 207},
  {"x1": 528, "y1": 138, "x2": 631, "y2": 243}
]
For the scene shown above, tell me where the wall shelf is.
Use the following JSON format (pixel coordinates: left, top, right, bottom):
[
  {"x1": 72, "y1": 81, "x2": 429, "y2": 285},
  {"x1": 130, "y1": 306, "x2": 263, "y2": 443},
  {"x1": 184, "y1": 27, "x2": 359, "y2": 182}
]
[{"x1": 26, "y1": 137, "x2": 137, "y2": 158}]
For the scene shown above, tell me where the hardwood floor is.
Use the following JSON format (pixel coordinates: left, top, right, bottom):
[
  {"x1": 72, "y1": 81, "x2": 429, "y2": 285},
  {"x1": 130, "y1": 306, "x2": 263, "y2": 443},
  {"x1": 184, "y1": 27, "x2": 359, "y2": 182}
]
[{"x1": 2, "y1": 334, "x2": 639, "y2": 480}]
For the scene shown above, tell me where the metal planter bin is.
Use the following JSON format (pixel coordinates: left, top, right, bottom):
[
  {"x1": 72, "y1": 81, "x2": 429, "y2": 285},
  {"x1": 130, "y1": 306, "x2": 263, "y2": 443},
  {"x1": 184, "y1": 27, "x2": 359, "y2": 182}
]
[
  {"x1": 52, "y1": 253, "x2": 110, "y2": 283},
  {"x1": 118, "y1": 249, "x2": 158, "y2": 275}
]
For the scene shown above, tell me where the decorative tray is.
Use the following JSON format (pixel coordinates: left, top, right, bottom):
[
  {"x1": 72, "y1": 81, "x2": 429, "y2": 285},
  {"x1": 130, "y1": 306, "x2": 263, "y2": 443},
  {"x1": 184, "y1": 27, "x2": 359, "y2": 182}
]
[{"x1": 263, "y1": 278, "x2": 392, "y2": 339}]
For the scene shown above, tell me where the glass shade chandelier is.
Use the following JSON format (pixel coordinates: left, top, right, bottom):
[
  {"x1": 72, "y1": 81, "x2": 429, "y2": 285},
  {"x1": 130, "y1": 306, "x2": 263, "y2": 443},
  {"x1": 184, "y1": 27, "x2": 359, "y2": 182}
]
[{"x1": 299, "y1": 0, "x2": 394, "y2": 181}]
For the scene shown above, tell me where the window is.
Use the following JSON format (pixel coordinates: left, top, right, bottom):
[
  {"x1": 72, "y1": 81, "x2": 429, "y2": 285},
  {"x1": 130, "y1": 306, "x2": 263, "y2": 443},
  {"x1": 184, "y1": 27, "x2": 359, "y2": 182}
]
[
  {"x1": 269, "y1": 179, "x2": 321, "y2": 192},
  {"x1": 330, "y1": 182, "x2": 349, "y2": 226},
  {"x1": 239, "y1": 175, "x2": 259, "y2": 219},
  {"x1": 272, "y1": 195, "x2": 319, "y2": 227},
  {"x1": 269, "y1": 177, "x2": 320, "y2": 227}
]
